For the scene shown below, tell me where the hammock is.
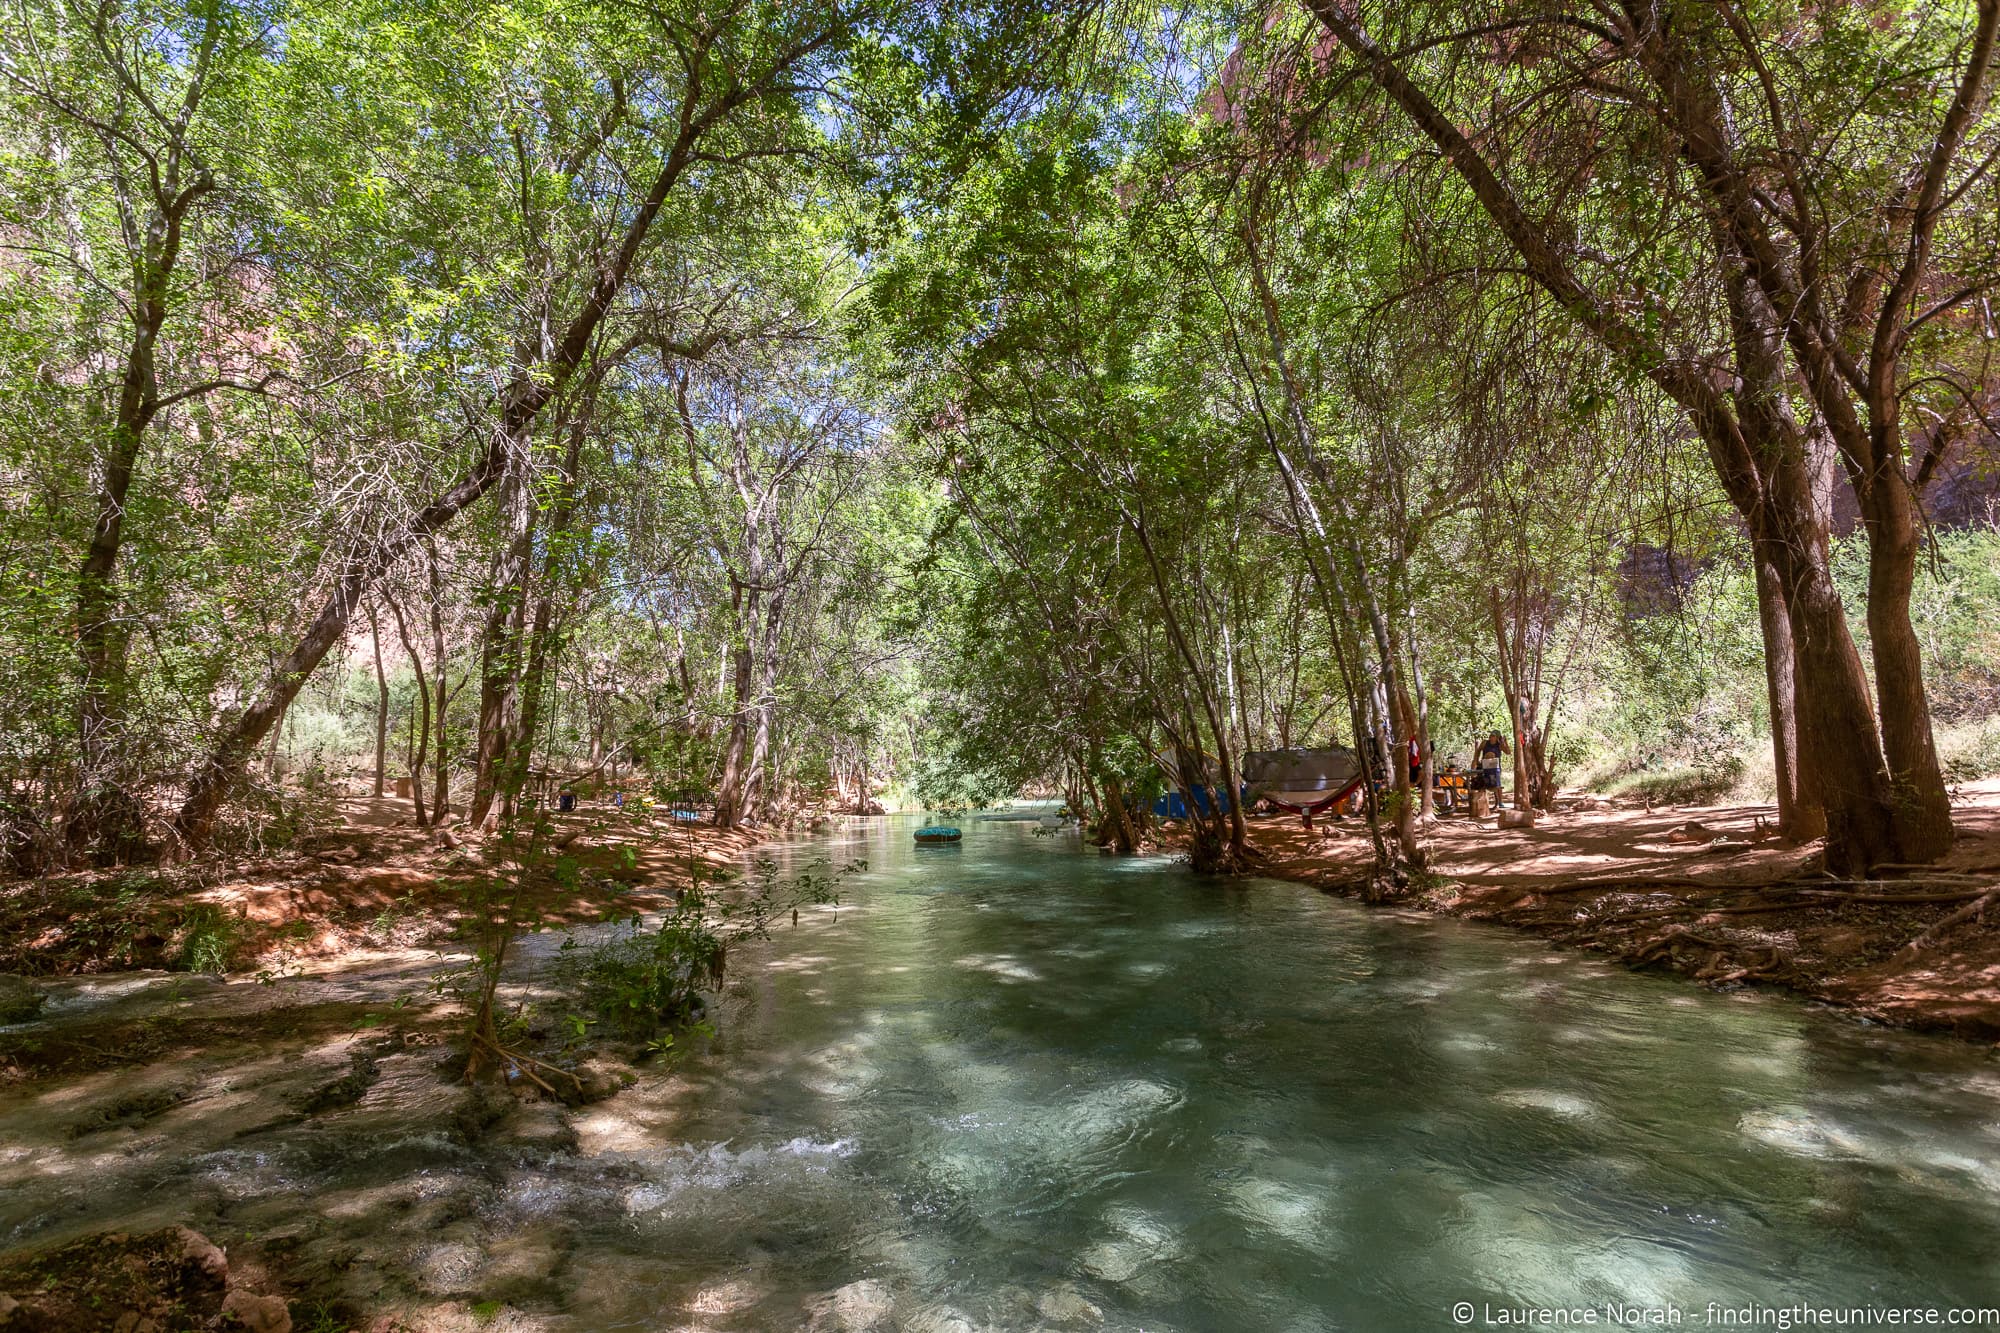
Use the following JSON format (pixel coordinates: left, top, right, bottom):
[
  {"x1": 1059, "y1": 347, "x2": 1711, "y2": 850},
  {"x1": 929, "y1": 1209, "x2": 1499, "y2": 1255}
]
[{"x1": 1240, "y1": 747, "x2": 1367, "y2": 826}]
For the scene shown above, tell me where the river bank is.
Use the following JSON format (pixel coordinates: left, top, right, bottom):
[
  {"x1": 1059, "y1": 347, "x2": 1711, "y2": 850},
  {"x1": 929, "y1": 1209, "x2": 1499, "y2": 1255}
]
[
  {"x1": 0, "y1": 797, "x2": 768, "y2": 984},
  {"x1": 3, "y1": 814, "x2": 2000, "y2": 1330},
  {"x1": 0, "y1": 804, "x2": 775, "y2": 1329},
  {"x1": 1234, "y1": 780, "x2": 2000, "y2": 1044}
]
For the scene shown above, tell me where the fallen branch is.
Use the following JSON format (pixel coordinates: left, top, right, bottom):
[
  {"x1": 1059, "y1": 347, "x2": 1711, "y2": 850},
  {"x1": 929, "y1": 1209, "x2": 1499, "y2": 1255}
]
[
  {"x1": 1526, "y1": 875, "x2": 1744, "y2": 897},
  {"x1": 1790, "y1": 888, "x2": 1992, "y2": 904},
  {"x1": 468, "y1": 1033, "x2": 580, "y2": 1095},
  {"x1": 1789, "y1": 874, "x2": 1989, "y2": 889},
  {"x1": 1628, "y1": 924, "x2": 1732, "y2": 964},
  {"x1": 1895, "y1": 888, "x2": 2000, "y2": 957},
  {"x1": 1867, "y1": 862, "x2": 2000, "y2": 875}
]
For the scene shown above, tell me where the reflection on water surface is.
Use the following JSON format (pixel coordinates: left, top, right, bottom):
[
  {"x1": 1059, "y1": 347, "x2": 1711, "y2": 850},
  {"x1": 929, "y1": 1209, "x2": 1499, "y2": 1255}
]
[{"x1": 3, "y1": 814, "x2": 1999, "y2": 1331}]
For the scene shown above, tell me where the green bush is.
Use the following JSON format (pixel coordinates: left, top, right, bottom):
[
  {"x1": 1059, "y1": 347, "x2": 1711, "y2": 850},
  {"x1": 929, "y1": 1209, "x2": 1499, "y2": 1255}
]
[
  {"x1": 1598, "y1": 753, "x2": 1745, "y2": 807},
  {"x1": 173, "y1": 904, "x2": 242, "y2": 975},
  {"x1": 551, "y1": 855, "x2": 851, "y2": 1044},
  {"x1": 905, "y1": 753, "x2": 1016, "y2": 813},
  {"x1": 559, "y1": 896, "x2": 727, "y2": 1036},
  {"x1": 1938, "y1": 716, "x2": 2000, "y2": 784}
]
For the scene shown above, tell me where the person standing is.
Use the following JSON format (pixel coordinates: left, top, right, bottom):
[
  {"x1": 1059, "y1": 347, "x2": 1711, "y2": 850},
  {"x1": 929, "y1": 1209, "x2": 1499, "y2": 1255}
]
[{"x1": 1476, "y1": 730, "x2": 1508, "y2": 799}]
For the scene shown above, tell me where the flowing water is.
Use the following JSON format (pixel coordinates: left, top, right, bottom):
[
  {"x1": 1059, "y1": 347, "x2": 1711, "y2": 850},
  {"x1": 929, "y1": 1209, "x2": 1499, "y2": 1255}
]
[{"x1": 4, "y1": 814, "x2": 2000, "y2": 1331}]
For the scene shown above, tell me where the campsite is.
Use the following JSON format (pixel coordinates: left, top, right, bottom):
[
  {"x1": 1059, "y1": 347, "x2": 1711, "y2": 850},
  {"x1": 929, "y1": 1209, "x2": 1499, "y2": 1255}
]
[{"x1": 3, "y1": 0, "x2": 2000, "y2": 1328}]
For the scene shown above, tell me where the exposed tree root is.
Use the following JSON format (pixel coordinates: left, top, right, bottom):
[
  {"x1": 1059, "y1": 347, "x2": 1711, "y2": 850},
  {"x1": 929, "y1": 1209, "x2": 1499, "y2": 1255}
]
[
  {"x1": 1895, "y1": 888, "x2": 2000, "y2": 958},
  {"x1": 1790, "y1": 887, "x2": 1993, "y2": 904},
  {"x1": 465, "y1": 1023, "x2": 580, "y2": 1096},
  {"x1": 1531, "y1": 875, "x2": 1742, "y2": 897},
  {"x1": 1600, "y1": 897, "x2": 1814, "y2": 924},
  {"x1": 1626, "y1": 924, "x2": 1728, "y2": 964}
]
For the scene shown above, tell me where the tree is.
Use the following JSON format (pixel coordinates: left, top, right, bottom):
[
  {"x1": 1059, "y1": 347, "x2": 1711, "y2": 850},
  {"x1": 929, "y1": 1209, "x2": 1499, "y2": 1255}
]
[
  {"x1": 3, "y1": 0, "x2": 282, "y2": 850},
  {"x1": 172, "y1": 0, "x2": 862, "y2": 849},
  {"x1": 1300, "y1": 0, "x2": 2000, "y2": 870}
]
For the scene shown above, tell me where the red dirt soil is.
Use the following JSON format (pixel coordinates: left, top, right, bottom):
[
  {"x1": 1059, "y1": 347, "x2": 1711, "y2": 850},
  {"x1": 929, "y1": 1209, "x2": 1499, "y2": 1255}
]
[
  {"x1": 1236, "y1": 780, "x2": 2000, "y2": 1043},
  {"x1": 11, "y1": 789, "x2": 1998, "y2": 1045},
  {"x1": 0, "y1": 797, "x2": 768, "y2": 977}
]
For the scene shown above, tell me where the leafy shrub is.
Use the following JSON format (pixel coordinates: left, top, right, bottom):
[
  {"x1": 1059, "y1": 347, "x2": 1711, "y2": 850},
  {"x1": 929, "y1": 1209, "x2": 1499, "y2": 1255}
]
[
  {"x1": 560, "y1": 903, "x2": 724, "y2": 1035},
  {"x1": 207, "y1": 777, "x2": 342, "y2": 855},
  {"x1": 552, "y1": 854, "x2": 853, "y2": 1043},
  {"x1": 904, "y1": 753, "x2": 1015, "y2": 813},
  {"x1": 1599, "y1": 752, "x2": 1745, "y2": 806},
  {"x1": 173, "y1": 904, "x2": 242, "y2": 975}
]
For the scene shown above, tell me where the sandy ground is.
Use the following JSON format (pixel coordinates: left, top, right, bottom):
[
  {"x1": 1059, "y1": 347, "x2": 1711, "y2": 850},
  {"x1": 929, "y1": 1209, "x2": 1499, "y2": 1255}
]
[
  {"x1": 9, "y1": 785, "x2": 1998, "y2": 1047},
  {"x1": 0, "y1": 801, "x2": 781, "y2": 1328},
  {"x1": 1234, "y1": 781, "x2": 2000, "y2": 1043},
  {"x1": 0, "y1": 796, "x2": 769, "y2": 982}
]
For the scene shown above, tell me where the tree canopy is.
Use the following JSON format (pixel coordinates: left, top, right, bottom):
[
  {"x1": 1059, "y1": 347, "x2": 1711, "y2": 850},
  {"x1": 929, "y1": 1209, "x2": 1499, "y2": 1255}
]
[{"x1": 3, "y1": 0, "x2": 1997, "y2": 881}]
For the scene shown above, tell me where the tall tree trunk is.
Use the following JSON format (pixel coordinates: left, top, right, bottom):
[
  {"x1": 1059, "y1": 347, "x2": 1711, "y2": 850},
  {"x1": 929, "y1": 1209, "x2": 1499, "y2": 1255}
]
[
  {"x1": 74, "y1": 412, "x2": 147, "y2": 810},
  {"x1": 429, "y1": 558, "x2": 452, "y2": 822},
  {"x1": 469, "y1": 454, "x2": 538, "y2": 827},
  {"x1": 1717, "y1": 259, "x2": 1899, "y2": 869},
  {"x1": 1750, "y1": 459, "x2": 1900, "y2": 872},
  {"x1": 1489, "y1": 586, "x2": 1528, "y2": 817},
  {"x1": 748, "y1": 588, "x2": 785, "y2": 821},
  {"x1": 510, "y1": 396, "x2": 593, "y2": 821},
  {"x1": 264, "y1": 703, "x2": 287, "y2": 781},
  {"x1": 70, "y1": 158, "x2": 215, "y2": 850},
  {"x1": 1100, "y1": 772, "x2": 1138, "y2": 854},
  {"x1": 1750, "y1": 550, "x2": 1814, "y2": 839},
  {"x1": 712, "y1": 601, "x2": 757, "y2": 830},
  {"x1": 366, "y1": 599, "x2": 389, "y2": 799},
  {"x1": 1405, "y1": 608, "x2": 1435, "y2": 827},
  {"x1": 509, "y1": 591, "x2": 557, "y2": 823},
  {"x1": 387, "y1": 592, "x2": 432, "y2": 829},
  {"x1": 1858, "y1": 473, "x2": 1954, "y2": 860}
]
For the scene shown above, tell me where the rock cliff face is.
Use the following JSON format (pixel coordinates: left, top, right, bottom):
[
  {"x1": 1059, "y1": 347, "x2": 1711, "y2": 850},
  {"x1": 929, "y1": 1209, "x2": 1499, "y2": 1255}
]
[{"x1": 1616, "y1": 437, "x2": 2000, "y2": 620}]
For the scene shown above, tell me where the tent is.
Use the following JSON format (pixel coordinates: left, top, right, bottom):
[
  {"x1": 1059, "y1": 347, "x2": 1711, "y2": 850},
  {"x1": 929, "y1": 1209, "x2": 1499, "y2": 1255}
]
[
  {"x1": 1151, "y1": 784, "x2": 1239, "y2": 820},
  {"x1": 1147, "y1": 749, "x2": 1243, "y2": 822},
  {"x1": 1240, "y1": 746, "x2": 1367, "y2": 827}
]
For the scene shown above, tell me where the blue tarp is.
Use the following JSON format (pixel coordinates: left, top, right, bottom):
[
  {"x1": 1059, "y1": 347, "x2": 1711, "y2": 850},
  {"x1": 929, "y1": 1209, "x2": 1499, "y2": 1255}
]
[{"x1": 1151, "y1": 785, "x2": 1247, "y2": 820}]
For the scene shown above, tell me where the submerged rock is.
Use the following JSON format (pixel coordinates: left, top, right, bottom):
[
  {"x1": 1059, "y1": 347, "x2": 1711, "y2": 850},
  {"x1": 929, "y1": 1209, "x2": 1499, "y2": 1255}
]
[
  {"x1": 222, "y1": 1287, "x2": 293, "y2": 1332},
  {"x1": 906, "y1": 1306, "x2": 979, "y2": 1333},
  {"x1": 489, "y1": 1098, "x2": 580, "y2": 1155},
  {"x1": 558, "y1": 1054, "x2": 639, "y2": 1106},
  {"x1": 1037, "y1": 1283, "x2": 1104, "y2": 1326},
  {"x1": 807, "y1": 1278, "x2": 896, "y2": 1331},
  {"x1": 175, "y1": 1224, "x2": 230, "y2": 1284}
]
